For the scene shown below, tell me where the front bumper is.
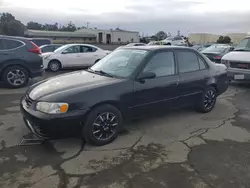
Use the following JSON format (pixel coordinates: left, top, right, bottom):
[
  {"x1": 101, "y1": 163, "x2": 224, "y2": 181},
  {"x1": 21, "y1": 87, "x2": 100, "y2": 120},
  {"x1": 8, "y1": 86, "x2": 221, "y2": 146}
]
[
  {"x1": 227, "y1": 68, "x2": 250, "y2": 80},
  {"x1": 20, "y1": 97, "x2": 89, "y2": 139}
]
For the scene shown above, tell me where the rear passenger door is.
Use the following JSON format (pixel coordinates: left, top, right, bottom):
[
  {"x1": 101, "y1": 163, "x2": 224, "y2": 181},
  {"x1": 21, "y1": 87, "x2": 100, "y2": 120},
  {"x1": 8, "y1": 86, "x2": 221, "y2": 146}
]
[
  {"x1": 176, "y1": 50, "x2": 210, "y2": 105},
  {"x1": 78, "y1": 46, "x2": 99, "y2": 66}
]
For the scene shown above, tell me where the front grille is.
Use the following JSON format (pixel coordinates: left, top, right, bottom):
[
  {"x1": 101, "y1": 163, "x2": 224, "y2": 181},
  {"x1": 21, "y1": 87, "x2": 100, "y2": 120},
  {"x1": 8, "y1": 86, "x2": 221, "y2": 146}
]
[
  {"x1": 230, "y1": 61, "x2": 250, "y2": 69},
  {"x1": 25, "y1": 95, "x2": 34, "y2": 107}
]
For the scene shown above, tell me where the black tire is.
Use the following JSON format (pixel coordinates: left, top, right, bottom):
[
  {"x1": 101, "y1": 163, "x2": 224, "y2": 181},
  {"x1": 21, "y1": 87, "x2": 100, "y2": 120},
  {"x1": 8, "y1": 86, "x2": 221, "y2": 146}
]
[
  {"x1": 83, "y1": 104, "x2": 123, "y2": 146},
  {"x1": 48, "y1": 60, "x2": 61, "y2": 72},
  {"x1": 196, "y1": 87, "x2": 217, "y2": 113},
  {"x1": 2, "y1": 65, "x2": 29, "y2": 88}
]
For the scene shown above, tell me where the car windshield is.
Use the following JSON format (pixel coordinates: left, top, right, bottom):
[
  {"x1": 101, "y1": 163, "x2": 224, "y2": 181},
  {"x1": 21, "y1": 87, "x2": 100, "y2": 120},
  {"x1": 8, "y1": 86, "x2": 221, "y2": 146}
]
[
  {"x1": 90, "y1": 49, "x2": 148, "y2": 78},
  {"x1": 234, "y1": 38, "x2": 250, "y2": 51},
  {"x1": 201, "y1": 45, "x2": 228, "y2": 53}
]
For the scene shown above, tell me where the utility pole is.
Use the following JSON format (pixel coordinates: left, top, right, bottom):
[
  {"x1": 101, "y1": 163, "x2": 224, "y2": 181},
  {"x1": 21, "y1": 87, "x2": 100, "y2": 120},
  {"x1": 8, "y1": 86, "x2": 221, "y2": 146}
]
[{"x1": 86, "y1": 22, "x2": 90, "y2": 29}]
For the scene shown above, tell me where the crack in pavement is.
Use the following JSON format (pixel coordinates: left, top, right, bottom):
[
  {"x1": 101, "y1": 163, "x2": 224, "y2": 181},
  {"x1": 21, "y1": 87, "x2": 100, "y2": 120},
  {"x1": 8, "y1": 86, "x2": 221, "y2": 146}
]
[
  {"x1": 181, "y1": 140, "x2": 213, "y2": 188},
  {"x1": 53, "y1": 139, "x2": 86, "y2": 188}
]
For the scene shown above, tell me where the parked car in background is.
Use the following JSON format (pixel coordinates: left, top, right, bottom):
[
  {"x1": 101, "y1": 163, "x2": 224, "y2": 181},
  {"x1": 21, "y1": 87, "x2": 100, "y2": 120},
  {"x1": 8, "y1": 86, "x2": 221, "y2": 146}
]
[
  {"x1": 192, "y1": 44, "x2": 212, "y2": 52},
  {"x1": 161, "y1": 36, "x2": 187, "y2": 46},
  {"x1": 147, "y1": 41, "x2": 161, "y2": 45},
  {"x1": 201, "y1": 44, "x2": 234, "y2": 63},
  {"x1": 42, "y1": 44, "x2": 111, "y2": 72},
  {"x1": 125, "y1": 43, "x2": 146, "y2": 47},
  {"x1": 40, "y1": 44, "x2": 62, "y2": 53},
  {"x1": 221, "y1": 36, "x2": 250, "y2": 80},
  {"x1": 28, "y1": 38, "x2": 52, "y2": 46},
  {"x1": 21, "y1": 46, "x2": 229, "y2": 145},
  {"x1": 0, "y1": 36, "x2": 43, "y2": 88}
]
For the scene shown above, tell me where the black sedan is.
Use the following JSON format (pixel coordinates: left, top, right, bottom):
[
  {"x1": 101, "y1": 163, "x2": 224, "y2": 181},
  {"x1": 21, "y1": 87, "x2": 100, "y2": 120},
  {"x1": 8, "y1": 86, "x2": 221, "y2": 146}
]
[
  {"x1": 20, "y1": 46, "x2": 229, "y2": 146},
  {"x1": 201, "y1": 44, "x2": 234, "y2": 63}
]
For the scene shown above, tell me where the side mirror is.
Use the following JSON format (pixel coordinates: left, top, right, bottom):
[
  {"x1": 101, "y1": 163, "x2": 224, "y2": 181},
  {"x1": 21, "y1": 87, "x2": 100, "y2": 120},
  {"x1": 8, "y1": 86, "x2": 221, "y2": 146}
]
[{"x1": 137, "y1": 71, "x2": 156, "y2": 81}]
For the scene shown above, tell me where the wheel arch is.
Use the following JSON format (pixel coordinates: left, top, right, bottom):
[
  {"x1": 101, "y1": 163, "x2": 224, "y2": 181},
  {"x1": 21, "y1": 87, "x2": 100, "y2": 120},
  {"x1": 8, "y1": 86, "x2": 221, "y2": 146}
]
[
  {"x1": 86, "y1": 100, "x2": 126, "y2": 121},
  {"x1": 48, "y1": 59, "x2": 62, "y2": 68},
  {"x1": 0, "y1": 60, "x2": 31, "y2": 79}
]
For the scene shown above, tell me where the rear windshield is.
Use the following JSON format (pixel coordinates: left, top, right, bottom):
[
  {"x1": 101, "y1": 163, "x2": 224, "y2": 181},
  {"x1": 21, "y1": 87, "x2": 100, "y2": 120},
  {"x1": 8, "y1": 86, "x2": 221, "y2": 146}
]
[{"x1": 201, "y1": 45, "x2": 228, "y2": 53}]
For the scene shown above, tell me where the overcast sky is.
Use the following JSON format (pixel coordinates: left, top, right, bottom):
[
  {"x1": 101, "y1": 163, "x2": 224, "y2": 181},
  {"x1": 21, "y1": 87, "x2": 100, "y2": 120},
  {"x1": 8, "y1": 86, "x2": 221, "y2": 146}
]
[{"x1": 0, "y1": 0, "x2": 249, "y2": 35}]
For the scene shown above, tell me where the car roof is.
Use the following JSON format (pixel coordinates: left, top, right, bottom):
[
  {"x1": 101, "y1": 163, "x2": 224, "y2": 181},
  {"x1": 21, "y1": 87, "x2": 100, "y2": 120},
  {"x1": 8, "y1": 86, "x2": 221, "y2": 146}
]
[
  {"x1": 119, "y1": 45, "x2": 193, "y2": 51},
  {"x1": 0, "y1": 35, "x2": 31, "y2": 42},
  {"x1": 62, "y1": 43, "x2": 100, "y2": 48}
]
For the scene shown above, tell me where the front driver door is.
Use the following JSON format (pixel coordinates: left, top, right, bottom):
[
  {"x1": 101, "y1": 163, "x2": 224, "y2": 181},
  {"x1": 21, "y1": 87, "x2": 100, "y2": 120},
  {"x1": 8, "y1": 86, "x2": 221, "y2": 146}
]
[{"x1": 131, "y1": 51, "x2": 179, "y2": 118}]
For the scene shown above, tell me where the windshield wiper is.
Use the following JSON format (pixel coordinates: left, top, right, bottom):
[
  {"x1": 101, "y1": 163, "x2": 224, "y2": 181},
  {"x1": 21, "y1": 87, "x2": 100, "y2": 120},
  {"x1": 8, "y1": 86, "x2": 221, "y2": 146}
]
[
  {"x1": 234, "y1": 48, "x2": 249, "y2": 51},
  {"x1": 88, "y1": 68, "x2": 114, "y2": 77}
]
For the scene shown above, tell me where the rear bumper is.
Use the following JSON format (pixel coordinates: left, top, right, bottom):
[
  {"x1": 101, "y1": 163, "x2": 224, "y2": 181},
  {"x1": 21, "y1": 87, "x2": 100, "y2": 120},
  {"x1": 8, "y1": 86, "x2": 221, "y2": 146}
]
[
  {"x1": 30, "y1": 66, "x2": 44, "y2": 78},
  {"x1": 217, "y1": 75, "x2": 230, "y2": 95},
  {"x1": 227, "y1": 68, "x2": 250, "y2": 80}
]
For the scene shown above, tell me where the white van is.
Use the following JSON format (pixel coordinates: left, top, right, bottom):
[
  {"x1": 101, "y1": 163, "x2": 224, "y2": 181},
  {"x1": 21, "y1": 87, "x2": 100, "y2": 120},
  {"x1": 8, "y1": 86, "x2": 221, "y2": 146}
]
[{"x1": 221, "y1": 35, "x2": 250, "y2": 80}]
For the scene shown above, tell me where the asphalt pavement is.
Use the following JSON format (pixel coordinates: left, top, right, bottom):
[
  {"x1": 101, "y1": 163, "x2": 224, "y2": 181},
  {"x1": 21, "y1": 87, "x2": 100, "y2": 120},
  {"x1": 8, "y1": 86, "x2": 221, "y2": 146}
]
[{"x1": 0, "y1": 71, "x2": 250, "y2": 188}]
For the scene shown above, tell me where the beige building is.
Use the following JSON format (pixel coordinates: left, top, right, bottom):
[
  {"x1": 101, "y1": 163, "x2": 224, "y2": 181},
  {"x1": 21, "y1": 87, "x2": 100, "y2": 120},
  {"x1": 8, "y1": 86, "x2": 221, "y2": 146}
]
[
  {"x1": 76, "y1": 28, "x2": 140, "y2": 44},
  {"x1": 24, "y1": 28, "x2": 140, "y2": 44},
  {"x1": 189, "y1": 32, "x2": 248, "y2": 44}
]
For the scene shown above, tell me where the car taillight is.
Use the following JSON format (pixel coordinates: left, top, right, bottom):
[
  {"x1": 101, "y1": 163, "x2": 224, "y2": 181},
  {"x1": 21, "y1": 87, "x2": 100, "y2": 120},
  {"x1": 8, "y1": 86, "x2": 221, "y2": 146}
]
[
  {"x1": 28, "y1": 42, "x2": 41, "y2": 54},
  {"x1": 215, "y1": 55, "x2": 221, "y2": 59}
]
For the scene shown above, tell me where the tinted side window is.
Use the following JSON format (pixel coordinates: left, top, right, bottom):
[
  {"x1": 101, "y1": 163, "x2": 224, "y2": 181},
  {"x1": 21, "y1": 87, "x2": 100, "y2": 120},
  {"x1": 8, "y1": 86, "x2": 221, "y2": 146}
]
[
  {"x1": 0, "y1": 39, "x2": 4, "y2": 50},
  {"x1": 177, "y1": 51, "x2": 199, "y2": 73},
  {"x1": 81, "y1": 46, "x2": 97, "y2": 52},
  {"x1": 143, "y1": 52, "x2": 175, "y2": 77},
  {"x1": 63, "y1": 46, "x2": 80, "y2": 54},
  {"x1": 4, "y1": 39, "x2": 23, "y2": 50}
]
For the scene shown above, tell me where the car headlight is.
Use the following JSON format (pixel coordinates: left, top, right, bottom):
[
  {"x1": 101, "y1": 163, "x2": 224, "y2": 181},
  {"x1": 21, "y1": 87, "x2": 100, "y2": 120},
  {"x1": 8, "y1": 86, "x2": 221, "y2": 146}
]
[
  {"x1": 36, "y1": 102, "x2": 68, "y2": 114},
  {"x1": 44, "y1": 55, "x2": 51, "y2": 60}
]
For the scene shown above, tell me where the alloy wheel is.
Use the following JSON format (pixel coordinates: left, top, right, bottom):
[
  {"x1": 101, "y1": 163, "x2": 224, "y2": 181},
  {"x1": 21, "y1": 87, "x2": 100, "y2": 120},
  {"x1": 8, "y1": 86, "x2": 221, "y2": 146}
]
[
  {"x1": 92, "y1": 112, "x2": 118, "y2": 141},
  {"x1": 50, "y1": 62, "x2": 60, "y2": 71},
  {"x1": 7, "y1": 69, "x2": 26, "y2": 86},
  {"x1": 204, "y1": 89, "x2": 216, "y2": 110}
]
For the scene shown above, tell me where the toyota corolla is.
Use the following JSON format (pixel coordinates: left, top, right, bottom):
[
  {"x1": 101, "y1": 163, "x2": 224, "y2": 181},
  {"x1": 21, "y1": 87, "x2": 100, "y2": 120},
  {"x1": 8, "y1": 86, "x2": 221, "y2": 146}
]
[{"x1": 20, "y1": 46, "x2": 229, "y2": 146}]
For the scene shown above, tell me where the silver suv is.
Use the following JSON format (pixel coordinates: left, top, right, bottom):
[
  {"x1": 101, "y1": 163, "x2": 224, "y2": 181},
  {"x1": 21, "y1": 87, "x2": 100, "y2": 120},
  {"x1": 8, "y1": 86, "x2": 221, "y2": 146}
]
[{"x1": 221, "y1": 36, "x2": 250, "y2": 80}]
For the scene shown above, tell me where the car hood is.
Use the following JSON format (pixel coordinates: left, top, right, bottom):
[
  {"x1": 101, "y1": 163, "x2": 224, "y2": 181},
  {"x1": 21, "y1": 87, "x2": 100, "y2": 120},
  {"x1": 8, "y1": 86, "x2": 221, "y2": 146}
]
[
  {"x1": 222, "y1": 51, "x2": 250, "y2": 62},
  {"x1": 28, "y1": 71, "x2": 120, "y2": 100},
  {"x1": 104, "y1": 50, "x2": 112, "y2": 54}
]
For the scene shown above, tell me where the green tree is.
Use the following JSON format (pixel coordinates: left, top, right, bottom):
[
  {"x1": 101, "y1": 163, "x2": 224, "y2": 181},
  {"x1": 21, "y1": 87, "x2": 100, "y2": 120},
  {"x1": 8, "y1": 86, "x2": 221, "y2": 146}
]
[
  {"x1": 0, "y1": 13, "x2": 25, "y2": 36},
  {"x1": 217, "y1": 36, "x2": 231, "y2": 44},
  {"x1": 155, "y1": 31, "x2": 168, "y2": 41},
  {"x1": 223, "y1": 36, "x2": 231, "y2": 43},
  {"x1": 59, "y1": 21, "x2": 76, "y2": 32},
  {"x1": 27, "y1": 21, "x2": 43, "y2": 30}
]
